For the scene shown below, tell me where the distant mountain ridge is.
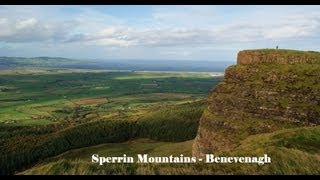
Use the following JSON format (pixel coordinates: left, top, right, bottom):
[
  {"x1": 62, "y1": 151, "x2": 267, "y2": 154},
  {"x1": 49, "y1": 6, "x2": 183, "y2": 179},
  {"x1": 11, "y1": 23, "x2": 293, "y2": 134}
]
[{"x1": 0, "y1": 56, "x2": 233, "y2": 72}]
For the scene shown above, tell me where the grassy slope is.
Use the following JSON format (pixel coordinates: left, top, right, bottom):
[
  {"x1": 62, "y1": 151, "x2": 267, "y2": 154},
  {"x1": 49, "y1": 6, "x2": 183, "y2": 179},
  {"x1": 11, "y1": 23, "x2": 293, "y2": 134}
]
[
  {"x1": 25, "y1": 139, "x2": 193, "y2": 164},
  {"x1": 20, "y1": 139, "x2": 193, "y2": 175},
  {"x1": 1, "y1": 101, "x2": 205, "y2": 175},
  {"x1": 21, "y1": 126, "x2": 320, "y2": 175}
]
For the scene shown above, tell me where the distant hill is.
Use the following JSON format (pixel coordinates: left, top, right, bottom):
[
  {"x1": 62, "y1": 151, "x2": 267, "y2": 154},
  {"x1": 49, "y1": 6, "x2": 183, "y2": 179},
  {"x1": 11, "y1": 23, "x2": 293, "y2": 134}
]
[{"x1": 0, "y1": 56, "x2": 233, "y2": 72}]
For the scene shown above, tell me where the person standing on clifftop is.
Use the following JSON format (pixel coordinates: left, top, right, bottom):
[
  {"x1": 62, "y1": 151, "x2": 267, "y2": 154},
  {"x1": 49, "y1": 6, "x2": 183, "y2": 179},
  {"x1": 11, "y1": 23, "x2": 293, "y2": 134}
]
[{"x1": 276, "y1": 45, "x2": 278, "y2": 49}]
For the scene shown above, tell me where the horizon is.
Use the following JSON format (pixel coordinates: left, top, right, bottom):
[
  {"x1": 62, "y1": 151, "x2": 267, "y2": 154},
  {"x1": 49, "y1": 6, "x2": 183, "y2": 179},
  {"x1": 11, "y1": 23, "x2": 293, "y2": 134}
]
[
  {"x1": 1, "y1": 5, "x2": 320, "y2": 61},
  {"x1": 0, "y1": 55, "x2": 236, "y2": 63},
  {"x1": 1, "y1": 47, "x2": 318, "y2": 62}
]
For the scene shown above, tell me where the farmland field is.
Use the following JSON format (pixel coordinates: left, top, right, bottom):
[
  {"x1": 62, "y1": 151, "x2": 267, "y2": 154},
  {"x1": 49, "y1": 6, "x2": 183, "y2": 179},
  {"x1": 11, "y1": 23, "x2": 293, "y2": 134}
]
[
  {"x1": 0, "y1": 68, "x2": 222, "y2": 126},
  {"x1": 0, "y1": 68, "x2": 223, "y2": 175}
]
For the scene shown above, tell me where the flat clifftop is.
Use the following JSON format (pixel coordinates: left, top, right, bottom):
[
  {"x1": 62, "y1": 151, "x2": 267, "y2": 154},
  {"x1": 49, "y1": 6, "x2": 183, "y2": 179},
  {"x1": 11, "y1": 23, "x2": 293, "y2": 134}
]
[{"x1": 237, "y1": 49, "x2": 320, "y2": 65}]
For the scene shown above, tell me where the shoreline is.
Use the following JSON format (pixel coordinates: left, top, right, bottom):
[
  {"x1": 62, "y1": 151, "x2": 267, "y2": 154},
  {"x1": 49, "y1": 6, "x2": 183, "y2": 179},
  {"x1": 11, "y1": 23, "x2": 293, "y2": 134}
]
[{"x1": 0, "y1": 67, "x2": 225, "y2": 76}]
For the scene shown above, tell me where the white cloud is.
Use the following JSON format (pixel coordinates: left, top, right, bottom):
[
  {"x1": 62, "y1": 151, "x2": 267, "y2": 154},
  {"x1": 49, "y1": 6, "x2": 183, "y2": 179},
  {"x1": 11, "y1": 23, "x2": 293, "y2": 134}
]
[
  {"x1": 0, "y1": 18, "x2": 7, "y2": 24},
  {"x1": 161, "y1": 49, "x2": 192, "y2": 57},
  {"x1": 0, "y1": 5, "x2": 123, "y2": 43},
  {"x1": 152, "y1": 5, "x2": 217, "y2": 27},
  {"x1": 1, "y1": 5, "x2": 320, "y2": 60},
  {"x1": 60, "y1": 6, "x2": 320, "y2": 49},
  {"x1": 0, "y1": 17, "x2": 75, "y2": 42},
  {"x1": 16, "y1": 18, "x2": 37, "y2": 29},
  {"x1": 260, "y1": 13, "x2": 320, "y2": 40},
  {"x1": 94, "y1": 38, "x2": 132, "y2": 47},
  {"x1": 1, "y1": 5, "x2": 320, "y2": 47},
  {"x1": 0, "y1": 18, "x2": 12, "y2": 36}
]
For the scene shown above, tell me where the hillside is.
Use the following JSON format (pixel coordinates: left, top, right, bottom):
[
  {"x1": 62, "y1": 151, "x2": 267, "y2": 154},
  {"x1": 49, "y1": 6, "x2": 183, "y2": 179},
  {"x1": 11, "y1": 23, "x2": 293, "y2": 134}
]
[
  {"x1": 193, "y1": 49, "x2": 320, "y2": 157},
  {"x1": 21, "y1": 126, "x2": 320, "y2": 175}
]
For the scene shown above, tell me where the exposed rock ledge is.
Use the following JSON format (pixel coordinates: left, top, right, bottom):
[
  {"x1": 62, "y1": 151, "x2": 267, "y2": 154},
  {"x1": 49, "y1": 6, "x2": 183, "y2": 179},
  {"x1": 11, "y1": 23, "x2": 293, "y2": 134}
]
[
  {"x1": 193, "y1": 49, "x2": 320, "y2": 158},
  {"x1": 237, "y1": 49, "x2": 320, "y2": 65}
]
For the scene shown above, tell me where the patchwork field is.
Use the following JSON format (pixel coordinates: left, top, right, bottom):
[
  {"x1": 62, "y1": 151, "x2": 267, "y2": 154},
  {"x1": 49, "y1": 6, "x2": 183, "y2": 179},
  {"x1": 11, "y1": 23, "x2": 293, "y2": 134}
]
[
  {"x1": 72, "y1": 97, "x2": 109, "y2": 105},
  {"x1": 0, "y1": 68, "x2": 222, "y2": 126},
  {"x1": 0, "y1": 68, "x2": 222, "y2": 175}
]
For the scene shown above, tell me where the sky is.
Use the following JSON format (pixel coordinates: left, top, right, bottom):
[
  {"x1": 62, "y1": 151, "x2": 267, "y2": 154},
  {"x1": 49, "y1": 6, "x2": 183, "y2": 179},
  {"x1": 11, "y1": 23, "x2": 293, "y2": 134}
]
[{"x1": 1, "y1": 5, "x2": 320, "y2": 61}]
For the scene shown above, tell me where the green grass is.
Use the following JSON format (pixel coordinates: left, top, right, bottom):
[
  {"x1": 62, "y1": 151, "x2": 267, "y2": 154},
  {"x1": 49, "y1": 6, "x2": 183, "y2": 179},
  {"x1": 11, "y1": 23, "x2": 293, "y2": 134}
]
[
  {"x1": 21, "y1": 126, "x2": 320, "y2": 175},
  {"x1": 0, "y1": 101, "x2": 205, "y2": 175},
  {"x1": 21, "y1": 139, "x2": 193, "y2": 175},
  {"x1": 16, "y1": 119, "x2": 55, "y2": 126},
  {"x1": 33, "y1": 139, "x2": 193, "y2": 163},
  {"x1": 222, "y1": 63, "x2": 320, "y2": 123},
  {"x1": 114, "y1": 72, "x2": 214, "y2": 80},
  {"x1": 272, "y1": 127, "x2": 320, "y2": 154},
  {"x1": 0, "y1": 68, "x2": 222, "y2": 125},
  {"x1": 240, "y1": 49, "x2": 320, "y2": 56}
]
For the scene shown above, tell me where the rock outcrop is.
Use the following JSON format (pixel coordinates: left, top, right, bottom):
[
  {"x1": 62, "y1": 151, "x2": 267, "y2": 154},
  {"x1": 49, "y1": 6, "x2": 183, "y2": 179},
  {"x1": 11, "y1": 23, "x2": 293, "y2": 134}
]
[
  {"x1": 238, "y1": 49, "x2": 320, "y2": 65},
  {"x1": 193, "y1": 49, "x2": 320, "y2": 157}
]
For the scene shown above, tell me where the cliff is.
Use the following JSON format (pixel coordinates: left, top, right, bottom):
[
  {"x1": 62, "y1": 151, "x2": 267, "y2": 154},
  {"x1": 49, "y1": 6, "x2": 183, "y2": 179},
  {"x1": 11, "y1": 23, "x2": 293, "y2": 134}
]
[
  {"x1": 193, "y1": 49, "x2": 320, "y2": 157},
  {"x1": 238, "y1": 49, "x2": 320, "y2": 65}
]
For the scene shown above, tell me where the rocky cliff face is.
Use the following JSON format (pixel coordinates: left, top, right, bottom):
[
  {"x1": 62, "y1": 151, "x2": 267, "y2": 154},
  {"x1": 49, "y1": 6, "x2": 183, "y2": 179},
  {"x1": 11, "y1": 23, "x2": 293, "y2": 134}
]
[
  {"x1": 193, "y1": 49, "x2": 320, "y2": 157},
  {"x1": 237, "y1": 49, "x2": 320, "y2": 65}
]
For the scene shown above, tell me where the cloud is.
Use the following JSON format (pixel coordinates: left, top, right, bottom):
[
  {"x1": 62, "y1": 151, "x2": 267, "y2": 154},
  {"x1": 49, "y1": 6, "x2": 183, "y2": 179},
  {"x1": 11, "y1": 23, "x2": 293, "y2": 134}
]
[
  {"x1": 65, "y1": 26, "x2": 136, "y2": 47},
  {"x1": 16, "y1": 18, "x2": 37, "y2": 29},
  {"x1": 61, "y1": 6, "x2": 320, "y2": 49},
  {"x1": 0, "y1": 5, "x2": 123, "y2": 43},
  {"x1": 1, "y1": 5, "x2": 320, "y2": 47},
  {"x1": 260, "y1": 13, "x2": 320, "y2": 40},
  {"x1": 0, "y1": 17, "x2": 77, "y2": 43},
  {"x1": 151, "y1": 5, "x2": 218, "y2": 27},
  {"x1": 1, "y1": 5, "x2": 320, "y2": 60},
  {"x1": 0, "y1": 6, "x2": 79, "y2": 43}
]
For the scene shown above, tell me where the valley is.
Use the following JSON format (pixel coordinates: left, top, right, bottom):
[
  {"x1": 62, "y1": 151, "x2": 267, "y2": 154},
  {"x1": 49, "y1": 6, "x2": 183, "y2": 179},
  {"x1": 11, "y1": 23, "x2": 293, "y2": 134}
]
[
  {"x1": 0, "y1": 67, "x2": 221, "y2": 174},
  {"x1": 0, "y1": 68, "x2": 221, "y2": 126}
]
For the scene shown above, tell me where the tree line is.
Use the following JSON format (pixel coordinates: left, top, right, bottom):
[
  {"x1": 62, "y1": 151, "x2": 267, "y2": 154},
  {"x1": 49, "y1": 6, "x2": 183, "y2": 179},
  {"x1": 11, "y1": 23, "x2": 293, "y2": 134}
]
[{"x1": 0, "y1": 101, "x2": 205, "y2": 175}]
